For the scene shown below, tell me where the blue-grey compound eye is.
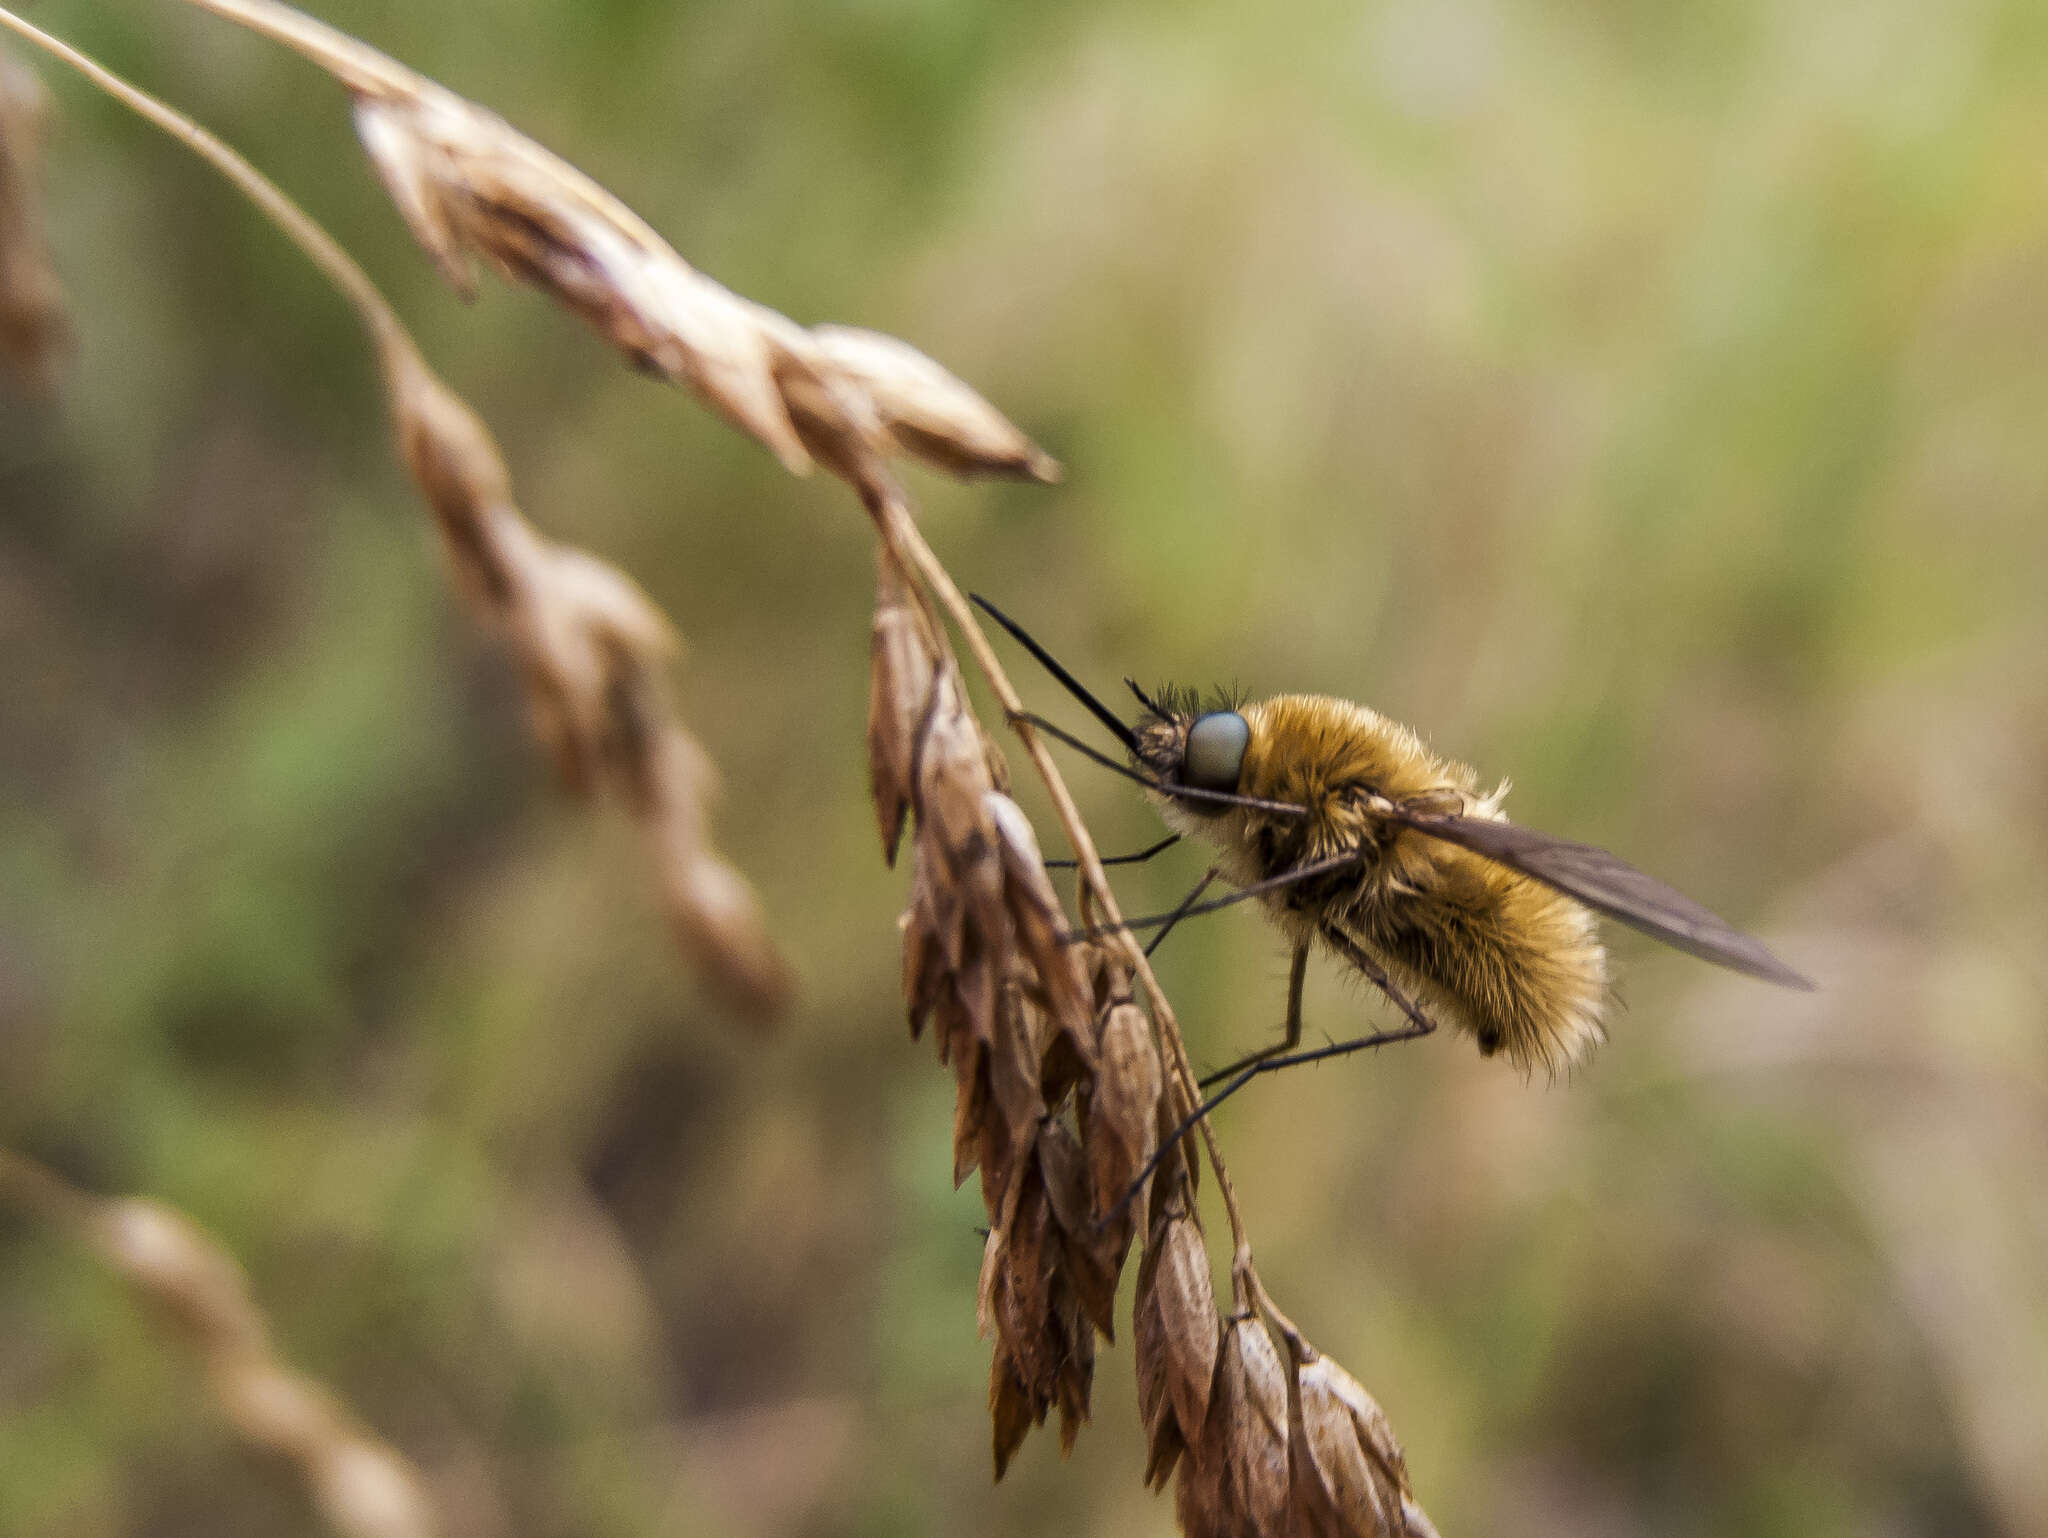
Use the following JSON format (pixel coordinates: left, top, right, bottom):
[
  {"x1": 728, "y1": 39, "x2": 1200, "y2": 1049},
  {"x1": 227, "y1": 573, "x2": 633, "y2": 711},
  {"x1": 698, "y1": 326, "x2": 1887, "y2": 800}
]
[{"x1": 1184, "y1": 711, "x2": 1250, "y2": 793}]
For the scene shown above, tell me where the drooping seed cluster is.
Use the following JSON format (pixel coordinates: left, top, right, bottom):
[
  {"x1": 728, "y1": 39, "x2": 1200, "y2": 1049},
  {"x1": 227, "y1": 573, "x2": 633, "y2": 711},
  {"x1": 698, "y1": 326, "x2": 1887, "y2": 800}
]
[
  {"x1": 0, "y1": 47, "x2": 69, "y2": 390},
  {"x1": 384, "y1": 341, "x2": 792, "y2": 1020},
  {"x1": 182, "y1": 0, "x2": 1059, "y2": 492},
  {"x1": 26, "y1": 1, "x2": 1446, "y2": 1528},
  {"x1": 266, "y1": 0, "x2": 1438, "y2": 1515},
  {"x1": 1161, "y1": 1251, "x2": 1437, "y2": 1538},
  {"x1": 0, "y1": 1152, "x2": 439, "y2": 1538},
  {"x1": 870, "y1": 548, "x2": 1114, "y2": 1465},
  {"x1": 866, "y1": 536, "x2": 1435, "y2": 1534}
]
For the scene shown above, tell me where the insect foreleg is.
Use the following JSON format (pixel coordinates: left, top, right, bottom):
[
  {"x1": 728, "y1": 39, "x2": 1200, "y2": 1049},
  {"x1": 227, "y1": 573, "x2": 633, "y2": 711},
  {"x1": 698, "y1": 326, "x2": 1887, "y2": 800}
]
[
  {"x1": 1043, "y1": 833, "x2": 1181, "y2": 870},
  {"x1": 1059, "y1": 848, "x2": 1368, "y2": 943},
  {"x1": 1144, "y1": 869, "x2": 1218, "y2": 959}
]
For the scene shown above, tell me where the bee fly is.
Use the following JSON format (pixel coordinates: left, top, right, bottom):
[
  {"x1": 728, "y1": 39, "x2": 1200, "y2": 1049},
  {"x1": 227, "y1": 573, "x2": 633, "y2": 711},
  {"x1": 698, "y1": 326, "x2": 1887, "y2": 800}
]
[{"x1": 972, "y1": 596, "x2": 1812, "y2": 1096}]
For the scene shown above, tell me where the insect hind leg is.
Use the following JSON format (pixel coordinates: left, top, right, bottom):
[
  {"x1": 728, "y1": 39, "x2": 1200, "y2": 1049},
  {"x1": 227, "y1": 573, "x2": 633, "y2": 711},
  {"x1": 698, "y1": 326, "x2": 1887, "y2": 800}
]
[
  {"x1": 1317, "y1": 923, "x2": 1439, "y2": 1035},
  {"x1": 1195, "y1": 926, "x2": 1437, "y2": 1089}
]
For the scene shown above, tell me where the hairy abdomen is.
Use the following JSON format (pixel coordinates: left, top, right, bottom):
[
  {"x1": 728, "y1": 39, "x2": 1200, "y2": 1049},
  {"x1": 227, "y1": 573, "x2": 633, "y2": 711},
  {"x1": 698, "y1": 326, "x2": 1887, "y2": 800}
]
[{"x1": 1341, "y1": 849, "x2": 1608, "y2": 1075}]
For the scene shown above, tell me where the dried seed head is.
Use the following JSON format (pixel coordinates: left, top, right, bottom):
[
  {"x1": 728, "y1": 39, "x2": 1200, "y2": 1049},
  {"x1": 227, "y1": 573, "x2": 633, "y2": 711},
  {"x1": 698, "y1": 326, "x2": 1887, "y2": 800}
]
[
  {"x1": 385, "y1": 342, "x2": 790, "y2": 1019},
  {"x1": 0, "y1": 48, "x2": 70, "y2": 391},
  {"x1": 343, "y1": 78, "x2": 1058, "y2": 488},
  {"x1": 985, "y1": 792, "x2": 1098, "y2": 1066},
  {"x1": 387, "y1": 344, "x2": 516, "y2": 598},
  {"x1": 1148, "y1": 1084, "x2": 1202, "y2": 1229},
  {"x1": 989, "y1": 1346, "x2": 1036, "y2": 1482},
  {"x1": 187, "y1": 4, "x2": 1057, "y2": 484},
  {"x1": 1177, "y1": 1300, "x2": 1291, "y2": 1538},
  {"x1": 350, "y1": 86, "x2": 817, "y2": 473},
  {"x1": 610, "y1": 659, "x2": 794, "y2": 1023},
  {"x1": 914, "y1": 671, "x2": 1006, "y2": 917},
  {"x1": 1285, "y1": 1335, "x2": 1414, "y2": 1538},
  {"x1": 990, "y1": 1153, "x2": 1056, "y2": 1386},
  {"x1": 900, "y1": 668, "x2": 1016, "y2": 1088},
  {"x1": 1033, "y1": 1115, "x2": 1119, "y2": 1339}
]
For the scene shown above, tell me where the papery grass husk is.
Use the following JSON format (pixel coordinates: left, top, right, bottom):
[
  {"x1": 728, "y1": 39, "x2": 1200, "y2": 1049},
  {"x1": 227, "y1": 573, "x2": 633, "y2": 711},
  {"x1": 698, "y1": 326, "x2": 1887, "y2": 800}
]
[{"x1": 182, "y1": 0, "x2": 1061, "y2": 490}]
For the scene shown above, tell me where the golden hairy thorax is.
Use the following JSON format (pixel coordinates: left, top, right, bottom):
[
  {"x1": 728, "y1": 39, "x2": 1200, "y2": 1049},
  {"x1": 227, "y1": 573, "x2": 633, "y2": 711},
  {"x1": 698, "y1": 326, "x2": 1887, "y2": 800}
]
[{"x1": 1155, "y1": 694, "x2": 1609, "y2": 1073}]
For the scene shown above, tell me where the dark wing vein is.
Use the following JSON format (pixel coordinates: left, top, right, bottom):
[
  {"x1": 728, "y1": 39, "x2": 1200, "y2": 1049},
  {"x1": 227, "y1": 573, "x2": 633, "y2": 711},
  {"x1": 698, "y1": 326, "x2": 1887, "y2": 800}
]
[{"x1": 1385, "y1": 806, "x2": 1814, "y2": 990}]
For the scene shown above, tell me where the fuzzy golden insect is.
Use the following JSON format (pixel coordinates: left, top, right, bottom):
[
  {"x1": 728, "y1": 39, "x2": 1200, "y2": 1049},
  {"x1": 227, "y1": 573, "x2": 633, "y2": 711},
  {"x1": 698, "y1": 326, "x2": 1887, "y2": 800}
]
[{"x1": 974, "y1": 597, "x2": 1812, "y2": 1081}]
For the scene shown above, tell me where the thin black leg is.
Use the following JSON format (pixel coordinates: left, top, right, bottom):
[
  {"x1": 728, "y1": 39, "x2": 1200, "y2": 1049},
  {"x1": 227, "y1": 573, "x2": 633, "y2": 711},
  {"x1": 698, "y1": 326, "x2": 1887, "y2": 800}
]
[
  {"x1": 1100, "y1": 929, "x2": 1439, "y2": 1228},
  {"x1": 1317, "y1": 924, "x2": 1437, "y2": 1033},
  {"x1": 1045, "y1": 834, "x2": 1181, "y2": 870},
  {"x1": 1107, "y1": 1009, "x2": 1437, "y2": 1230},
  {"x1": 1144, "y1": 870, "x2": 1218, "y2": 958}
]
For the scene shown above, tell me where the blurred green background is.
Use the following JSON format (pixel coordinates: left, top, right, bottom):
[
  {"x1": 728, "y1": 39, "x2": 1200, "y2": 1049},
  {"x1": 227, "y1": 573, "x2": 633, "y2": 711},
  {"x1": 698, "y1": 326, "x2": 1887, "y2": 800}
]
[{"x1": 4, "y1": 1, "x2": 2047, "y2": 1534}]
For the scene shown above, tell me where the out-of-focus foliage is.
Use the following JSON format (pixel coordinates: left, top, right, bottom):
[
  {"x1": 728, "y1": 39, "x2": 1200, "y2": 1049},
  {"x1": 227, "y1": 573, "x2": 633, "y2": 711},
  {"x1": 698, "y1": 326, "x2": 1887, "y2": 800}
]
[{"x1": 3, "y1": 1, "x2": 2045, "y2": 1534}]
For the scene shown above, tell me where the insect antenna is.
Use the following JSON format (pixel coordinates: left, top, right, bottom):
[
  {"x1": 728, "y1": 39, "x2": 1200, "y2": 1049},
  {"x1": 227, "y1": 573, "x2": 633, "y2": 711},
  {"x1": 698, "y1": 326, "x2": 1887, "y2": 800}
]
[
  {"x1": 969, "y1": 593, "x2": 1142, "y2": 755},
  {"x1": 975, "y1": 594, "x2": 1311, "y2": 817}
]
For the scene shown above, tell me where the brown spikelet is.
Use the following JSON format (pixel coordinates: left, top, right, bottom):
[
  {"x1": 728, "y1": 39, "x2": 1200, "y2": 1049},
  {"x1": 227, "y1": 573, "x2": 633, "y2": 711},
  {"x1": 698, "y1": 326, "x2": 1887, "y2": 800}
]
[
  {"x1": 805, "y1": 325, "x2": 1062, "y2": 483},
  {"x1": 1286, "y1": 1335, "x2": 1417, "y2": 1538},
  {"x1": 867, "y1": 546, "x2": 940, "y2": 864},
  {"x1": 986, "y1": 792, "x2": 1098, "y2": 1075},
  {"x1": 1080, "y1": 987, "x2": 1163, "y2": 1273},
  {"x1": 1176, "y1": 1277, "x2": 1291, "y2": 1538},
  {"x1": 985, "y1": 981, "x2": 1045, "y2": 1162},
  {"x1": 1029, "y1": 1115, "x2": 1112, "y2": 1340},
  {"x1": 914, "y1": 670, "x2": 1010, "y2": 972},
  {"x1": 989, "y1": 1346, "x2": 1036, "y2": 1482},
  {"x1": 977, "y1": 1125, "x2": 1102, "y2": 1479},
  {"x1": 386, "y1": 344, "x2": 791, "y2": 1020},
  {"x1": 0, "y1": 47, "x2": 69, "y2": 390},
  {"x1": 950, "y1": 1045, "x2": 993, "y2": 1189},
  {"x1": 1148, "y1": 1083, "x2": 1202, "y2": 1228},
  {"x1": 1134, "y1": 1199, "x2": 1221, "y2": 1490},
  {"x1": 1283, "y1": 1330, "x2": 1418, "y2": 1538},
  {"x1": 897, "y1": 667, "x2": 1042, "y2": 1165}
]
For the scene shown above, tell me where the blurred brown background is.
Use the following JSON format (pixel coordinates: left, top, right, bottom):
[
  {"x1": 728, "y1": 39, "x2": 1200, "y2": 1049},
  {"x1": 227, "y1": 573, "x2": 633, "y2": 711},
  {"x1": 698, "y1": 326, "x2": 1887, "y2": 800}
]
[{"x1": 3, "y1": 1, "x2": 2046, "y2": 1534}]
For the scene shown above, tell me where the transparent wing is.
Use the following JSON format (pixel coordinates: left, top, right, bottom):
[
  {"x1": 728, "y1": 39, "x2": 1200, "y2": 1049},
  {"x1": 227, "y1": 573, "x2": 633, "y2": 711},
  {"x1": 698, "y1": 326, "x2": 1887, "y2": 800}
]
[{"x1": 1384, "y1": 804, "x2": 1814, "y2": 990}]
